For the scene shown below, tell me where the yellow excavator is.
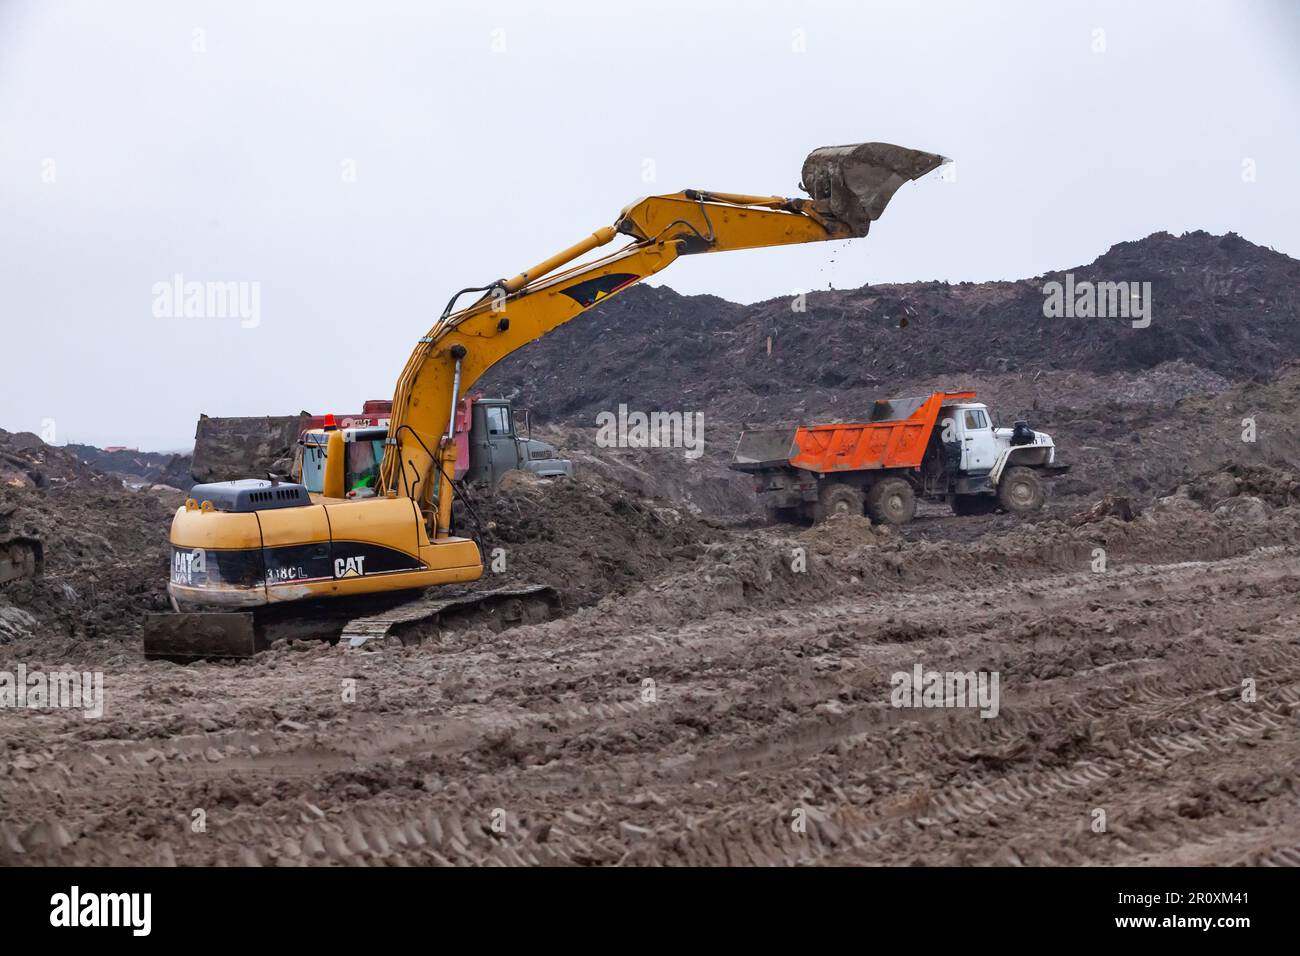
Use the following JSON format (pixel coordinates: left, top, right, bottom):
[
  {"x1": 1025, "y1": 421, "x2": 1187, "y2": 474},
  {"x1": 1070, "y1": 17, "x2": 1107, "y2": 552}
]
[{"x1": 143, "y1": 142, "x2": 946, "y2": 660}]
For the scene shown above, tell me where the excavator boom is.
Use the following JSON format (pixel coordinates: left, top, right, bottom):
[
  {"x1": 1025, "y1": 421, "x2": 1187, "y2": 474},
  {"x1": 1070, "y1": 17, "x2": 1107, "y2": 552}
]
[{"x1": 380, "y1": 142, "x2": 946, "y2": 531}]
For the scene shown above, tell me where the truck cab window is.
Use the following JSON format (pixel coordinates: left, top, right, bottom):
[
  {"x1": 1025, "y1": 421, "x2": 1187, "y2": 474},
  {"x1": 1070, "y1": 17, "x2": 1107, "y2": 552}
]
[
  {"x1": 964, "y1": 409, "x2": 989, "y2": 430},
  {"x1": 486, "y1": 406, "x2": 512, "y2": 436}
]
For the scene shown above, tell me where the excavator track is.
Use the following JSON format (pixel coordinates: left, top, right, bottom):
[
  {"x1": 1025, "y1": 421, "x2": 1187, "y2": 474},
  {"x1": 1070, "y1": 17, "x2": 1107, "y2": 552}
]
[{"x1": 142, "y1": 585, "x2": 560, "y2": 662}]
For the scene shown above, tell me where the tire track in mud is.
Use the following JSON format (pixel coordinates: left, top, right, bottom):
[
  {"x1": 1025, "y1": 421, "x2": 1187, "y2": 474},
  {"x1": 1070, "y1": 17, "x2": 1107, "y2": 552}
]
[{"x1": 2, "y1": 546, "x2": 1299, "y2": 865}]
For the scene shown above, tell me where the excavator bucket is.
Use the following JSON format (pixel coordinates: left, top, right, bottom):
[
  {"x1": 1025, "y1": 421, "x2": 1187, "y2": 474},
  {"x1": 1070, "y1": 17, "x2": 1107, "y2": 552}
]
[
  {"x1": 801, "y1": 142, "x2": 948, "y2": 237},
  {"x1": 142, "y1": 612, "x2": 264, "y2": 662}
]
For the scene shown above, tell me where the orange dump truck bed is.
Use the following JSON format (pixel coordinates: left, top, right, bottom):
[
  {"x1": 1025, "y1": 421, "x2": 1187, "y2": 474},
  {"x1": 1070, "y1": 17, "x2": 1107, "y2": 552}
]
[{"x1": 732, "y1": 391, "x2": 976, "y2": 474}]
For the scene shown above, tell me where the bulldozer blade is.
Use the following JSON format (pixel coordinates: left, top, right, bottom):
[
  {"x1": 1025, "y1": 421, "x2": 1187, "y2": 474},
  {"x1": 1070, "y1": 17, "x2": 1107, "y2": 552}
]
[
  {"x1": 801, "y1": 142, "x2": 948, "y2": 237},
  {"x1": 143, "y1": 612, "x2": 264, "y2": 662}
]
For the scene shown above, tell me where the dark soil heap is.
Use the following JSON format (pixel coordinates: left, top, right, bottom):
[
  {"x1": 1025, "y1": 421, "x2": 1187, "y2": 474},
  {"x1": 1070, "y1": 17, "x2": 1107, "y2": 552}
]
[{"x1": 480, "y1": 231, "x2": 1300, "y2": 424}]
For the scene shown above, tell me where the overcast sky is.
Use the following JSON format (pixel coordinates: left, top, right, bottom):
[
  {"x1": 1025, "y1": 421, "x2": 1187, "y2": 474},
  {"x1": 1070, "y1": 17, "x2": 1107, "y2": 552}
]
[{"x1": 2, "y1": 0, "x2": 1298, "y2": 450}]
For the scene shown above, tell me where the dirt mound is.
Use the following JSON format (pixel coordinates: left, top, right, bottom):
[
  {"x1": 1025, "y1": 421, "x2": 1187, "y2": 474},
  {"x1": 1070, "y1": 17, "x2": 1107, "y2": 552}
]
[
  {"x1": 66, "y1": 444, "x2": 192, "y2": 487},
  {"x1": 434, "y1": 477, "x2": 1300, "y2": 659},
  {"x1": 1026, "y1": 364, "x2": 1300, "y2": 501},
  {"x1": 465, "y1": 475, "x2": 707, "y2": 609},
  {"x1": 799, "y1": 512, "x2": 886, "y2": 551},
  {"x1": 541, "y1": 423, "x2": 756, "y2": 517},
  {"x1": 0, "y1": 483, "x2": 180, "y2": 652},
  {"x1": 1183, "y1": 462, "x2": 1299, "y2": 509},
  {"x1": 1067, "y1": 494, "x2": 1137, "y2": 526},
  {"x1": 480, "y1": 231, "x2": 1300, "y2": 426},
  {"x1": 0, "y1": 430, "x2": 98, "y2": 488}
]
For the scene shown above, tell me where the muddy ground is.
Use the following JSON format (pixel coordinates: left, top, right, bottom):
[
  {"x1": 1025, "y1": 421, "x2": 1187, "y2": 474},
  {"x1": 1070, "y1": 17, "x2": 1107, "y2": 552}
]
[
  {"x1": 1, "y1": 452, "x2": 1297, "y2": 866},
  {"x1": 1, "y1": 230, "x2": 1298, "y2": 866}
]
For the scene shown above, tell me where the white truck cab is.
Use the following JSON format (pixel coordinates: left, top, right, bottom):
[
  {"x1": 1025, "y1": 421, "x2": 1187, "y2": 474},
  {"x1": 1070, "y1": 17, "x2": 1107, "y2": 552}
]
[
  {"x1": 942, "y1": 400, "x2": 1058, "y2": 481},
  {"x1": 942, "y1": 403, "x2": 999, "y2": 472}
]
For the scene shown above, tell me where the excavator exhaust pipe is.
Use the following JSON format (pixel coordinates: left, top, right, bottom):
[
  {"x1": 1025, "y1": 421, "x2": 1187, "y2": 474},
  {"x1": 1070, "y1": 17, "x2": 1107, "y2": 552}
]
[{"x1": 801, "y1": 142, "x2": 948, "y2": 237}]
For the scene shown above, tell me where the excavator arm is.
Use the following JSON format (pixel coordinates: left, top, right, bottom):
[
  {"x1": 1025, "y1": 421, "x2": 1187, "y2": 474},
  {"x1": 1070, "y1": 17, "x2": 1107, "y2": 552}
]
[{"x1": 378, "y1": 142, "x2": 947, "y2": 535}]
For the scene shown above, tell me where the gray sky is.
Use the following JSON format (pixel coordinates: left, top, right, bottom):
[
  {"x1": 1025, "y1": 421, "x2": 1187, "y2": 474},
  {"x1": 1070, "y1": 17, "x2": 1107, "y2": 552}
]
[{"x1": 2, "y1": 0, "x2": 1297, "y2": 450}]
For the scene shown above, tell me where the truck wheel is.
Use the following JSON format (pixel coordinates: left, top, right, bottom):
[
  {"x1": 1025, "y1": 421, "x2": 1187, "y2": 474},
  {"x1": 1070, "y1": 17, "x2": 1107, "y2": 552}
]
[
  {"x1": 997, "y1": 466, "x2": 1045, "y2": 515},
  {"x1": 951, "y1": 495, "x2": 997, "y2": 516},
  {"x1": 866, "y1": 478, "x2": 916, "y2": 525},
  {"x1": 814, "y1": 482, "x2": 865, "y2": 523}
]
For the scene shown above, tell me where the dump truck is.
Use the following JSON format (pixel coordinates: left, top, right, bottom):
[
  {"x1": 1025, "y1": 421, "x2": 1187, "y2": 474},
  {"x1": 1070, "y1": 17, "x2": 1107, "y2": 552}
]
[
  {"x1": 731, "y1": 391, "x2": 1068, "y2": 525},
  {"x1": 144, "y1": 141, "x2": 947, "y2": 659}
]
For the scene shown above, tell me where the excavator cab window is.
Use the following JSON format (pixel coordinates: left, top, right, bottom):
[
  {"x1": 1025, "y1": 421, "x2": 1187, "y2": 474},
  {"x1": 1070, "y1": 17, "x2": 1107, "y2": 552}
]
[
  {"x1": 301, "y1": 442, "x2": 326, "y2": 493},
  {"x1": 343, "y1": 427, "x2": 390, "y2": 498},
  {"x1": 345, "y1": 439, "x2": 384, "y2": 496}
]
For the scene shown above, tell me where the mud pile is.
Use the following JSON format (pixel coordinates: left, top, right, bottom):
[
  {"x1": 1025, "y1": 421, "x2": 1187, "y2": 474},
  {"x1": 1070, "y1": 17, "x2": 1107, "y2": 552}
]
[
  {"x1": 466, "y1": 471, "x2": 707, "y2": 608},
  {"x1": 563, "y1": 495, "x2": 1300, "y2": 639},
  {"x1": 1182, "y1": 462, "x2": 1299, "y2": 509},
  {"x1": 66, "y1": 443, "x2": 192, "y2": 488},
  {"x1": 540, "y1": 423, "x2": 756, "y2": 518},
  {"x1": 0, "y1": 483, "x2": 179, "y2": 652},
  {"x1": 1034, "y1": 364, "x2": 1300, "y2": 499},
  {"x1": 0, "y1": 429, "x2": 98, "y2": 488},
  {"x1": 480, "y1": 231, "x2": 1300, "y2": 425}
]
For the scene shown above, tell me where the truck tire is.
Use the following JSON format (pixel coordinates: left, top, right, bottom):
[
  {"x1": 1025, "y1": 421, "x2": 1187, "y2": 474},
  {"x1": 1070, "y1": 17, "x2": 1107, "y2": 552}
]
[
  {"x1": 866, "y1": 477, "x2": 916, "y2": 525},
  {"x1": 951, "y1": 495, "x2": 997, "y2": 516},
  {"x1": 997, "y1": 466, "x2": 1045, "y2": 515},
  {"x1": 814, "y1": 481, "x2": 865, "y2": 523}
]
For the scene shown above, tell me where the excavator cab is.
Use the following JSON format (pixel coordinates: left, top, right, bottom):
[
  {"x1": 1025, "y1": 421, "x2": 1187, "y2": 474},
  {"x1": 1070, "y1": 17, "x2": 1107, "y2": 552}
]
[
  {"x1": 344, "y1": 431, "x2": 386, "y2": 498},
  {"x1": 299, "y1": 426, "x2": 388, "y2": 499}
]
